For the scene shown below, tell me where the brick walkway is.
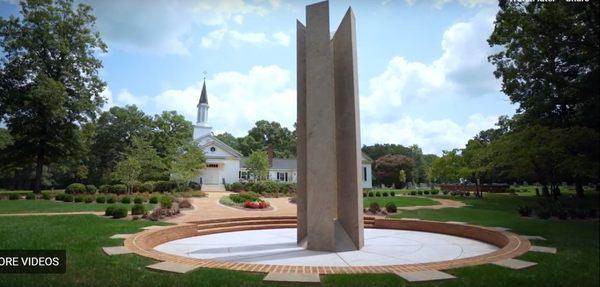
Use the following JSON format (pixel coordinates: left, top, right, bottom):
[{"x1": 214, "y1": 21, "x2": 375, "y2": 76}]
[{"x1": 167, "y1": 192, "x2": 464, "y2": 223}]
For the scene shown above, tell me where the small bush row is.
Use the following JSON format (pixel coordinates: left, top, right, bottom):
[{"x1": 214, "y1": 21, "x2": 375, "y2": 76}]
[
  {"x1": 225, "y1": 181, "x2": 296, "y2": 194},
  {"x1": 363, "y1": 191, "x2": 396, "y2": 197}
]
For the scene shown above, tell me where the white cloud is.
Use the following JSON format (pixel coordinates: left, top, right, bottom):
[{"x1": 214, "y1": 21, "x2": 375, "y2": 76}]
[
  {"x1": 361, "y1": 8, "x2": 501, "y2": 154},
  {"x1": 201, "y1": 28, "x2": 290, "y2": 49},
  {"x1": 147, "y1": 65, "x2": 295, "y2": 136},
  {"x1": 272, "y1": 32, "x2": 291, "y2": 47},
  {"x1": 362, "y1": 114, "x2": 497, "y2": 154},
  {"x1": 85, "y1": 0, "x2": 278, "y2": 55},
  {"x1": 401, "y1": 0, "x2": 495, "y2": 8}
]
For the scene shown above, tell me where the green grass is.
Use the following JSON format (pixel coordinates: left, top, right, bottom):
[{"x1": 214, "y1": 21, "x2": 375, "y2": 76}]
[
  {"x1": 0, "y1": 193, "x2": 597, "y2": 286},
  {"x1": 0, "y1": 200, "x2": 155, "y2": 214},
  {"x1": 363, "y1": 196, "x2": 438, "y2": 208}
]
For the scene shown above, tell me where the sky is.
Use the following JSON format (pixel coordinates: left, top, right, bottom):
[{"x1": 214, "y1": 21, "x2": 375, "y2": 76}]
[{"x1": 0, "y1": 0, "x2": 516, "y2": 155}]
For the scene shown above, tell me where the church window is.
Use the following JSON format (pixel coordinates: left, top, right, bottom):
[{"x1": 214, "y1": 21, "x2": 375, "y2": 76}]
[{"x1": 210, "y1": 147, "x2": 216, "y2": 152}]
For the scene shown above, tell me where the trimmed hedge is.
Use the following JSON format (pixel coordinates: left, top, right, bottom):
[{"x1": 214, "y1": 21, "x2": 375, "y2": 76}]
[
  {"x1": 133, "y1": 196, "x2": 144, "y2": 204},
  {"x1": 25, "y1": 193, "x2": 36, "y2": 200},
  {"x1": 84, "y1": 196, "x2": 93, "y2": 203},
  {"x1": 385, "y1": 202, "x2": 397, "y2": 213},
  {"x1": 149, "y1": 196, "x2": 158, "y2": 204},
  {"x1": 160, "y1": 196, "x2": 173, "y2": 208},
  {"x1": 121, "y1": 196, "x2": 131, "y2": 204},
  {"x1": 154, "y1": 181, "x2": 176, "y2": 192},
  {"x1": 96, "y1": 196, "x2": 106, "y2": 203},
  {"x1": 107, "y1": 196, "x2": 116, "y2": 204},
  {"x1": 110, "y1": 184, "x2": 127, "y2": 194},
  {"x1": 86, "y1": 185, "x2": 98, "y2": 194},
  {"x1": 63, "y1": 194, "x2": 74, "y2": 202},
  {"x1": 111, "y1": 207, "x2": 128, "y2": 219},
  {"x1": 65, "y1": 183, "x2": 86, "y2": 194},
  {"x1": 140, "y1": 182, "x2": 154, "y2": 193},
  {"x1": 131, "y1": 204, "x2": 146, "y2": 215},
  {"x1": 99, "y1": 185, "x2": 110, "y2": 193}
]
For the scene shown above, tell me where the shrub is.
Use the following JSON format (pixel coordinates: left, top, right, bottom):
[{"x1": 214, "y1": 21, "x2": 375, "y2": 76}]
[
  {"x1": 74, "y1": 195, "x2": 84, "y2": 203},
  {"x1": 110, "y1": 184, "x2": 127, "y2": 194},
  {"x1": 229, "y1": 182, "x2": 245, "y2": 192},
  {"x1": 107, "y1": 196, "x2": 116, "y2": 204},
  {"x1": 154, "y1": 181, "x2": 176, "y2": 192},
  {"x1": 390, "y1": 191, "x2": 395, "y2": 196},
  {"x1": 25, "y1": 193, "x2": 36, "y2": 200},
  {"x1": 369, "y1": 202, "x2": 380, "y2": 213},
  {"x1": 382, "y1": 192, "x2": 388, "y2": 197},
  {"x1": 55, "y1": 194, "x2": 65, "y2": 201},
  {"x1": 385, "y1": 202, "x2": 397, "y2": 213},
  {"x1": 410, "y1": 191, "x2": 417, "y2": 196},
  {"x1": 140, "y1": 182, "x2": 154, "y2": 193},
  {"x1": 41, "y1": 192, "x2": 52, "y2": 200},
  {"x1": 188, "y1": 181, "x2": 201, "y2": 191},
  {"x1": 424, "y1": 190, "x2": 430, "y2": 195},
  {"x1": 417, "y1": 191, "x2": 423, "y2": 195},
  {"x1": 368, "y1": 192, "x2": 374, "y2": 197},
  {"x1": 442, "y1": 190, "x2": 449, "y2": 195},
  {"x1": 465, "y1": 192, "x2": 471, "y2": 197},
  {"x1": 130, "y1": 181, "x2": 142, "y2": 193},
  {"x1": 85, "y1": 185, "x2": 98, "y2": 194},
  {"x1": 111, "y1": 207, "x2": 128, "y2": 219},
  {"x1": 251, "y1": 181, "x2": 279, "y2": 194},
  {"x1": 105, "y1": 206, "x2": 116, "y2": 216},
  {"x1": 536, "y1": 208, "x2": 552, "y2": 219},
  {"x1": 134, "y1": 196, "x2": 144, "y2": 204},
  {"x1": 160, "y1": 196, "x2": 173, "y2": 208},
  {"x1": 131, "y1": 204, "x2": 146, "y2": 215},
  {"x1": 229, "y1": 192, "x2": 261, "y2": 204},
  {"x1": 96, "y1": 195, "x2": 106, "y2": 203},
  {"x1": 363, "y1": 192, "x2": 367, "y2": 197},
  {"x1": 84, "y1": 196, "x2": 93, "y2": 203},
  {"x1": 121, "y1": 196, "x2": 131, "y2": 204},
  {"x1": 178, "y1": 198, "x2": 192, "y2": 209},
  {"x1": 149, "y1": 196, "x2": 159, "y2": 204},
  {"x1": 375, "y1": 192, "x2": 381, "y2": 197},
  {"x1": 431, "y1": 190, "x2": 439, "y2": 195},
  {"x1": 517, "y1": 206, "x2": 532, "y2": 217},
  {"x1": 99, "y1": 185, "x2": 110, "y2": 193},
  {"x1": 63, "y1": 194, "x2": 74, "y2": 202},
  {"x1": 65, "y1": 183, "x2": 86, "y2": 194}
]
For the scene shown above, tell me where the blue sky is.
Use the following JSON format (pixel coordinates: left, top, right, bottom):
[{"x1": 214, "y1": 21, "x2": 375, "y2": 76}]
[{"x1": 0, "y1": 0, "x2": 515, "y2": 155}]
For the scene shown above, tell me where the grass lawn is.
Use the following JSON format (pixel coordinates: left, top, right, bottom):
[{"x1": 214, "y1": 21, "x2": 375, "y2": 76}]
[
  {"x1": 0, "y1": 193, "x2": 597, "y2": 286},
  {"x1": 363, "y1": 196, "x2": 438, "y2": 208},
  {"x1": 0, "y1": 200, "x2": 155, "y2": 214}
]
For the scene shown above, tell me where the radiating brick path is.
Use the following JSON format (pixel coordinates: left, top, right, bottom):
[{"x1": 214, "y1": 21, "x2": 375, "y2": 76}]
[
  {"x1": 167, "y1": 192, "x2": 464, "y2": 224},
  {"x1": 124, "y1": 217, "x2": 531, "y2": 274}
]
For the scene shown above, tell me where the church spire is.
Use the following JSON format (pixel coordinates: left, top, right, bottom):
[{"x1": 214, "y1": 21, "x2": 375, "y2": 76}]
[{"x1": 198, "y1": 79, "x2": 208, "y2": 106}]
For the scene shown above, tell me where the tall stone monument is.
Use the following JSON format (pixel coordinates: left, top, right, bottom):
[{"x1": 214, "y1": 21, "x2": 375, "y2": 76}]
[{"x1": 296, "y1": 0, "x2": 364, "y2": 252}]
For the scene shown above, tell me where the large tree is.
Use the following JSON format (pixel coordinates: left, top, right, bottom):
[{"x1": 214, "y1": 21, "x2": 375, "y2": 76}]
[
  {"x1": 151, "y1": 111, "x2": 192, "y2": 164},
  {"x1": 488, "y1": 0, "x2": 599, "y2": 130},
  {"x1": 374, "y1": 154, "x2": 415, "y2": 188},
  {"x1": 0, "y1": 0, "x2": 106, "y2": 192},
  {"x1": 88, "y1": 105, "x2": 152, "y2": 184}
]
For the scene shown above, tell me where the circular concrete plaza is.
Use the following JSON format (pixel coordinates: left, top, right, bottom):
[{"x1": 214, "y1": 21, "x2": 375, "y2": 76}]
[{"x1": 154, "y1": 228, "x2": 498, "y2": 267}]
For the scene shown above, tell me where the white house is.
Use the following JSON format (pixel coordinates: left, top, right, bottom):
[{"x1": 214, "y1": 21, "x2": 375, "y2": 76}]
[{"x1": 192, "y1": 80, "x2": 373, "y2": 190}]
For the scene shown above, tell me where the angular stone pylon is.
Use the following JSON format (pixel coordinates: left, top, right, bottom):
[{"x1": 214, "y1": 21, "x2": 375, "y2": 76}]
[{"x1": 296, "y1": 0, "x2": 363, "y2": 252}]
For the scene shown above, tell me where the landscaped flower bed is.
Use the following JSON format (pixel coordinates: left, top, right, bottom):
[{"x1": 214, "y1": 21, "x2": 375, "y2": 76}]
[{"x1": 219, "y1": 192, "x2": 272, "y2": 210}]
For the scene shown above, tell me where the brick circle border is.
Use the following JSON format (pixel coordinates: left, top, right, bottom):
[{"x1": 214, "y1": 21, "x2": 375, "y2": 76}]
[{"x1": 124, "y1": 217, "x2": 531, "y2": 274}]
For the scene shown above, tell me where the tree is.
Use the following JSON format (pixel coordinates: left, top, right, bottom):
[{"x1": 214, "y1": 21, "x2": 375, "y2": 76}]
[
  {"x1": 151, "y1": 111, "x2": 192, "y2": 164},
  {"x1": 0, "y1": 0, "x2": 106, "y2": 192},
  {"x1": 431, "y1": 149, "x2": 467, "y2": 183},
  {"x1": 246, "y1": 120, "x2": 296, "y2": 158},
  {"x1": 374, "y1": 155, "x2": 414, "y2": 188},
  {"x1": 129, "y1": 137, "x2": 167, "y2": 181},
  {"x1": 170, "y1": 141, "x2": 205, "y2": 192},
  {"x1": 245, "y1": 150, "x2": 269, "y2": 180},
  {"x1": 398, "y1": 170, "x2": 406, "y2": 189},
  {"x1": 488, "y1": 1, "x2": 600, "y2": 130},
  {"x1": 112, "y1": 158, "x2": 141, "y2": 193},
  {"x1": 88, "y1": 105, "x2": 152, "y2": 184},
  {"x1": 0, "y1": 128, "x2": 12, "y2": 150},
  {"x1": 215, "y1": 132, "x2": 239, "y2": 151}
]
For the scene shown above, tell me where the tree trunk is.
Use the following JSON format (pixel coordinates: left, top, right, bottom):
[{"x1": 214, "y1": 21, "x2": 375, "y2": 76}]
[
  {"x1": 575, "y1": 178, "x2": 584, "y2": 198},
  {"x1": 542, "y1": 184, "x2": 550, "y2": 197},
  {"x1": 33, "y1": 148, "x2": 44, "y2": 194}
]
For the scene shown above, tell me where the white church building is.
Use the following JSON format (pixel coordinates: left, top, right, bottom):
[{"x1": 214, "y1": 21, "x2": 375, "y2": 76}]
[{"x1": 192, "y1": 80, "x2": 373, "y2": 190}]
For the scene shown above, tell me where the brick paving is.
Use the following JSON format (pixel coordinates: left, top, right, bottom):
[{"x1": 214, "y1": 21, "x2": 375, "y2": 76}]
[{"x1": 123, "y1": 216, "x2": 532, "y2": 275}]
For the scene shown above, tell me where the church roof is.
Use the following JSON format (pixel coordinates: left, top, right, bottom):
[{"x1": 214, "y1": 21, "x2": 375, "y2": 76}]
[{"x1": 198, "y1": 80, "x2": 208, "y2": 106}]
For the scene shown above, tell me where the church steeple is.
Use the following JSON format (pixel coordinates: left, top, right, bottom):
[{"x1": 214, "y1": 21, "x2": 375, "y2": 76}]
[
  {"x1": 193, "y1": 78, "x2": 212, "y2": 139},
  {"x1": 196, "y1": 79, "x2": 209, "y2": 126},
  {"x1": 198, "y1": 80, "x2": 208, "y2": 106}
]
